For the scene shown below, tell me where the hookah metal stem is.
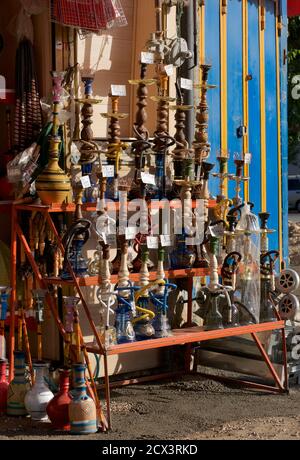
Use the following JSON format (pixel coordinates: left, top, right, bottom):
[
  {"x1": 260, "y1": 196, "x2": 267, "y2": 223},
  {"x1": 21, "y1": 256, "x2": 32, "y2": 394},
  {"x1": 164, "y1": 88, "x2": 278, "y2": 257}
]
[
  {"x1": 37, "y1": 323, "x2": 42, "y2": 361},
  {"x1": 21, "y1": 307, "x2": 34, "y2": 384},
  {"x1": 73, "y1": 307, "x2": 81, "y2": 364},
  {"x1": 17, "y1": 299, "x2": 23, "y2": 351}
]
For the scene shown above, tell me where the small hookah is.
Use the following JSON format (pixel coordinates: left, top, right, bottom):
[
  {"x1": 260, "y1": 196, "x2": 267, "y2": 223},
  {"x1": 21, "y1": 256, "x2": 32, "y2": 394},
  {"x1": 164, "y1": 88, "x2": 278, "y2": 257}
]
[
  {"x1": 0, "y1": 287, "x2": 11, "y2": 359},
  {"x1": 32, "y1": 289, "x2": 46, "y2": 361},
  {"x1": 228, "y1": 153, "x2": 249, "y2": 207},
  {"x1": 63, "y1": 296, "x2": 80, "y2": 366},
  {"x1": 61, "y1": 183, "x2": 91, "y2": 279},
  {"x1": 129, "y1": 62, "x2": 156, "y2": 200},
  {"x1": 258, "y1": 212, "x2": 279, "y2": 323},
  {"x1": 220, "y1": 252, "x2": 242, "y2": 328},
  {"x1": 150, "y1": 248, "x2": 177, "y2": 338},
  {"x1": 76, "y1": 73, "x2": 102, "y2": 203},
  {"x1": 114, "y1": 236, "x2": 139, "y2": 344},
  {"x1": 132, "y1": 248, "x2": 156, "y2": 340},
  {"x1": 35, "y1": 71, "x2": 71, "y2": 205},
  {"x1": 101, "y1": 94, "x2": 128, "y2": 201}
]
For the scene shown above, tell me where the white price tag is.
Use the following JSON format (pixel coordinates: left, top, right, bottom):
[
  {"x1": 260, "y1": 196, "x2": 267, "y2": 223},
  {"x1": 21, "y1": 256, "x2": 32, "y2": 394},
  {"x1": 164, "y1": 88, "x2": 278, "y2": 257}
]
[
  {"x1": 80, "y1": 175, "x2": 91, "y2": 189},
  {"x1": 244, "y1": 153, "x2": 252, "y2": 164},
  {"x1": 180, "y1": 78, "x2": 193, "y2": 91},
  {"x1": 164, "y1": 64, "x2": 174, "y2": 76},
  {"x1": 106, "y1": 234, "x2": 117, "y2": 246},
  {"x1": 102, "y1": 165, "x2": 115, "y2": 178},
  {"x1": 111, "y1": 85, "x2": 126, "y2": 97},
  {"x1": 160, "y1": 235, "x2": 173, "y2": 247},
  {"x1": 208, "y1": 223, "x2": 224, "y2": 238},
  {"x1": 141, "y1": 172, "x2": 156, "y2": 186},
  {"x1": 146, "y1": 236, "x2": 159, "y2": 249},
  {"x1": 141, "y1": 52, "x2": 154, "y2": 64},
  {"x1": 125, "y1": 227, "x2": 137, "y2": 240}
]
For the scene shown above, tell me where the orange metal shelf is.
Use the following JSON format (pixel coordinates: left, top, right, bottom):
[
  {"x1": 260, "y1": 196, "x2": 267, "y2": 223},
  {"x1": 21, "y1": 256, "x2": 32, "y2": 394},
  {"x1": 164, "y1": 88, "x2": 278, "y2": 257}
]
[
  {"x1": 44, "y1": 268, "x2": 210, "y2": 286},
  {"x1": 15, "y1": 199, "x2": 216, "y2": 213},
  {"x1": 85, "y1": 321, "x2": 285, "y2": 356}
]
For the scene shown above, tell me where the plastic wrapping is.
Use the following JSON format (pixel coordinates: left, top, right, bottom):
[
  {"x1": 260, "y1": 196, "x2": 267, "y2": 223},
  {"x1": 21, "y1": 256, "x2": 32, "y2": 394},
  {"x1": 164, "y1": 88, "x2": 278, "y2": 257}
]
[
  {"x1": 7, "y1": 0, "x2": 47, "y2": 43},
  {"x1": 235, "y1": 203, "x2": 261, "y2": 323}
]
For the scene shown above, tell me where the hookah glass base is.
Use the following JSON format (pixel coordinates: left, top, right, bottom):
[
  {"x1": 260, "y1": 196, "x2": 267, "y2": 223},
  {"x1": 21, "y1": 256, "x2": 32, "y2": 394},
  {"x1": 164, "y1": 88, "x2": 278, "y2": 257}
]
[
  {"x1": 115, "y1": 310, "x2": 136, "y2": 344},
  {"x1": 152, "y1": 313, "x2": 172, "y2": 338}
]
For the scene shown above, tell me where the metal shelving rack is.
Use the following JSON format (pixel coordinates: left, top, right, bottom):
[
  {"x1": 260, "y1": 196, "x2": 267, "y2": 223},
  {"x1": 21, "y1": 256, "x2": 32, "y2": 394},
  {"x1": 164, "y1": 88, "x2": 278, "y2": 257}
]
[{"x1": 9, "y1": 201, "x2": 289, "y2": 430}]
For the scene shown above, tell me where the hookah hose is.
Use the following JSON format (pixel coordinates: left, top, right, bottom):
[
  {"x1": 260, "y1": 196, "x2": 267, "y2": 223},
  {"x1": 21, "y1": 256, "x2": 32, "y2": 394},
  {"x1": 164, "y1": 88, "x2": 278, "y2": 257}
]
[
  {"x1": 260, "y1": 250, "x2": 279, "y2": 277},
  {"x1": 149, "y1": 281, "x2": 177, "y2": 314},
  {"x1": 61, "y1": 219, "x2": 91, "y2": 272},
  {"x1": 131, "y1": 280, "x2": 166, "y2": 325}
]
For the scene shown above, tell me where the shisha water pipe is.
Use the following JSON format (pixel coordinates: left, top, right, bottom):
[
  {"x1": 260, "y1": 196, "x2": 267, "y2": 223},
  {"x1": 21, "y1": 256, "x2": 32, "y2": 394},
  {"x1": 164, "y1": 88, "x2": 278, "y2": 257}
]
[
  {"x1": 150, "y1": 248, "x2": 177, "y2": 338},
  {"x1": 95, "y1": 241, "x2": 116, "y2": 347},
  {"x1": 132, "y1": 248, "x2": 156, "y2": 340},
  {"x1": 150, "y1": 75, "x2": 176, "y2": 199},
  {"x1": 129, "y1": 62, "x2": 156, "y2": 200},
  {"x1": 35, "y1": 71, "x2": 71, "y2": 205},
  {"x1": 32, "y1": 289, "x2": 46, "y2": 361},
  {"x1": 258, "y1": 212, "x2": 279, "y2": 323},
  {"x1": 61, "y1": 183, "x2": 91, "y2": 279},
  {"x1": 114, "y1": 236, "x2": 139, "y2": 344},
  {"x1": 63, "y1": 296, "x2": 80, "y2": 366},
  {"x1": 221, "y1": 252, "x2": 242, "y2": 328},
  {"x1": 101, "y1": 94, "x2": 128, "y2": 201},
  {"x1": 228, "y1": 153, "x2": 249, "y2": 207},
  {"x1": 76, "y1": 74, "x2": 102, "y2": 203},
  {"x1": 0, "y1": 287, "x2": 11, "y2": 359}
]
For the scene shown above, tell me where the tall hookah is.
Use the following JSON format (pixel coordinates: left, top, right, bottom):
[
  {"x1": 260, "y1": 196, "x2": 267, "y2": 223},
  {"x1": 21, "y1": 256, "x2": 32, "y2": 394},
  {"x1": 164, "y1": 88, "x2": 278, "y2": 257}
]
[
  {"x1": 76, "y1": 74, "x2": 102, "y2": 202},
  {"x1": 192, "y1": 64, "x2": 215, "y2": 267},
  {"x1": 101, "y1": 94, "x2": 128, "y2": 201},
  {"x1": 212, "y1": 151, "x2": 232, "y2": 222},
  {"x1": 169, "y1": 86, "x2": 199, "y2": 269}
]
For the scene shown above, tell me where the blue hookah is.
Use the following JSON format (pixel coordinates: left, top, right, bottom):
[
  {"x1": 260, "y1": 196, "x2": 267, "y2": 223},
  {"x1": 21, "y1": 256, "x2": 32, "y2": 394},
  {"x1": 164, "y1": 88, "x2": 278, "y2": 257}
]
[
  {"x1": 114, "y1": 283, "x2": 140, "y2": 344},
  {"x1": 150, "y1": 281, "x2": 177, "y2": 338}
]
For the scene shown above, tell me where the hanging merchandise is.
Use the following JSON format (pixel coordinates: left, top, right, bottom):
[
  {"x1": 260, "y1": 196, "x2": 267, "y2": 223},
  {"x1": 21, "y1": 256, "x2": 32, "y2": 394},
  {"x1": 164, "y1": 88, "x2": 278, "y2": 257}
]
[
  {"x1": 46, "y1": 369, "x2": 72, "y2": 431},
  {"x1": 13, "y1": 39, "x2": 42, "y2": 154},
  {"x1": 24, "y1": 362, "x2": 54, "y2": 421},
  {"x1": 51, "y1": 0, "x2": 127, "y2": 32},
  {"x1": 7, "y1": 351, "x2": 31, "y2": 416}
]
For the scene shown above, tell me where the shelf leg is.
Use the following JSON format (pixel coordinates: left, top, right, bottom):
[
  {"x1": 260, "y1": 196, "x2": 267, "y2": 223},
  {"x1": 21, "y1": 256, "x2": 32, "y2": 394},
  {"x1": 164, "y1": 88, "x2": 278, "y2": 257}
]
[
  {"x1": 280, "y1": 326, "x2": 289, "y2": 392},
  {"x1": 184, "y1": 276, "x2": 194, "y2": 373},
  {"x1": 251, "y1": 331, "x2": 285, "y2": 391},
  {"x1": 9, "y1": 206, "x2": 17, "y2": 381},
  {"x1": 103, "y1": 353, "x2": 112, "y2": 430}
]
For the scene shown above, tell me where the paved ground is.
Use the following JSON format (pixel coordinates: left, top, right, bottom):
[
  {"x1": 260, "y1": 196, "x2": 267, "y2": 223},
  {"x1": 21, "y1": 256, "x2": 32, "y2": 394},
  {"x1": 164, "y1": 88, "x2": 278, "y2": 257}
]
[
  {"x1": 288, "y1": 211, "x2": 300, "y2": 223},
  {"x1": 0, "y1": 375, "x2": 300, "y2": 440}
]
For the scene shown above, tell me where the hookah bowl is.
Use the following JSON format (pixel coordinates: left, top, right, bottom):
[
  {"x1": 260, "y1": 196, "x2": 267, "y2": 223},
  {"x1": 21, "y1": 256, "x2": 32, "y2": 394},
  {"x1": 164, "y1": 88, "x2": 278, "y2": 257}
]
[
  {"x1": 114, "y1": 285, "x2": 138, "y2": 344},
  {"x1": 69, "y1": 363, "x2": 97, "y2": 435},
  {"x1": 24, "y1": 362, "x2": 54, "y2": 421},
  {"x1": 7, "y1": 351, "x2": 31, "y2": 416},
  {"x1": 46, "y1": 368, "x2": 72, "y2": 431},
  {"x1": 0, "y1": 358, "x2": 8, "y2": 415}
]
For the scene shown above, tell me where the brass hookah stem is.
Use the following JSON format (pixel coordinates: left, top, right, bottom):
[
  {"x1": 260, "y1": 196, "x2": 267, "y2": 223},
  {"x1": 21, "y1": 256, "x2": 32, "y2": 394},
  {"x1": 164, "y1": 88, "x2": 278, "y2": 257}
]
[
  {"x1": 81, "y1": 96, "x2": 93, "y2": 145},
  {"x1": 194, "y1": 64, "x2": 211, "y2": 168}
]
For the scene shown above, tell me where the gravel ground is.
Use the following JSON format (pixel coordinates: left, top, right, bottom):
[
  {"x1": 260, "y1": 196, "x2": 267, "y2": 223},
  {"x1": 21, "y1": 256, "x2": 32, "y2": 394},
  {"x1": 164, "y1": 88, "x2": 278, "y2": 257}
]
[{"x1": 0, "y1": 375, "x2": 300, "y2": 440}]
